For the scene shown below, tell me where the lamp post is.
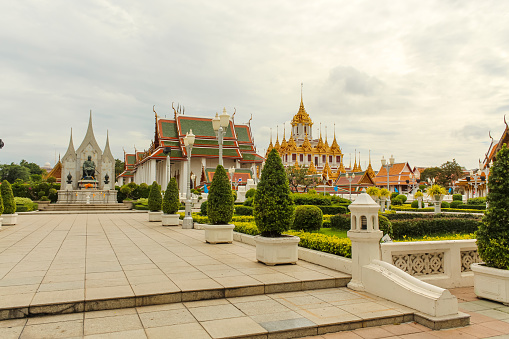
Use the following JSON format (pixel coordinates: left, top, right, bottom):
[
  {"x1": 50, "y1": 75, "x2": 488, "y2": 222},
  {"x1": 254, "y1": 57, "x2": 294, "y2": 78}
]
[
  {"x1": 381, "y1": 155, "x2": 395, "y2": 209},
  {"x1": 212, "y1": 108, "x2": 230, "y2": 167},
  {"x1": 163, "y1": 147, "x2": 171, "y2": 188},
  {"x1": 469, "y1": 170, "x2": 480, "y2": 198},
  {"x1": 229, "y1": 167, "x2": 235, "y2": 190},
  {"x1": 346, "y1": 172, "x2": 355, "y2": 201},
  {"x1": 183, "y1": 130, "x2": 195, "y2": 229}
]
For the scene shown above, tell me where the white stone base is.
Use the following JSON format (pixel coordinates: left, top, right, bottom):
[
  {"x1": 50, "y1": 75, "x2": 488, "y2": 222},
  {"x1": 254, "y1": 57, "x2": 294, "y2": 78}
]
[
  {"x1": 362, "y1": 260, "x2": 458, "y2": 317},
  {"x1": 162, "y1": 214, "x2": 180, "y2": 226},
  {"x1": 148, "y1": 211, "x2": 163, "y2": 222},
  {"x1": 57, "y1": 190, "x2": 118, "y2": 204},
  {"x1": 472, "y1": 263, "x2": 509, "y2": 304},
  {"x1": 254, "y1": 235, "x2": 300, "y2": 265},
  {"x1": 203, "y1": 224, "x2": 234, "y2": 244},
  {"x1": 1, "y1": 214, "x2": 17, "y2": 226}
]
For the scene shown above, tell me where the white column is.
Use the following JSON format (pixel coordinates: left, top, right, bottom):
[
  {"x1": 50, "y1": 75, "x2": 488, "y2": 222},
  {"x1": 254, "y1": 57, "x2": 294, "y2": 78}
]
[{"x1": 149, "y1": 159, "x2": 156, "y2": 184}]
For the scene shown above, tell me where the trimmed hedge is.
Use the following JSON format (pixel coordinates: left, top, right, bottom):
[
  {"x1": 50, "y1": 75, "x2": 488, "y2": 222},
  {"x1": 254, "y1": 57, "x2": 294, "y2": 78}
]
[
  {"x1": 453, "y1": 194, "x2": 462, "y2": 201},
  {"x1": 384, "y1": 213, "x2": 482, "y2": 221},
  {"x1": 379, "y1": 215, "x2": 393, "y2": 238},
  {"x1": 391, "y1": 218, "x2": 481, "y2": 239},
  {"x1": 233, "y1": 222, "x2": 259, "y2": 235},
  {"x1": 235, "y1": 205, "x2": 253, "y2": 216},
  {"x1": 162, "y1": 178, "x2": 180, "y2": 214},
  {"x1": 450, "y1": 201, "x2": 463, "y2": 208},
  {"x1": 317, "y1": 205, "x2": 347, "y2": 215},
  {"x1": 1, "y1": 180, "x2": 16, "y2": 214},
  {"x1": 245, "y1": 188, "x2": 256, "y2": 199},
  {"x1": 441, "y1": 201, "x2": 450, "y2": 208},
  {"x1": 454, "y1": 204, "x2": 485, "y2": 210},
  {"x1": 467, "y1": 197, "x2": 486, "y2": 205},
  {"x1": 207, "y1": 165, "x2": 234, "y2": 225},
  {"x1": 286, "y1": 230, "x2": 351, "y2": 258},
  {"x1": 200, "y1": 201, "x2": 208, "y2": 216},
  {"x1": 291, "y1": 193, "x2": 332, "y2": 206},
  {"x1": 330, "y1": 214, "x2": 351, "y2": 230},
  {"x1": 293, "y1": 205, "x2": 323, "y2": 232}
]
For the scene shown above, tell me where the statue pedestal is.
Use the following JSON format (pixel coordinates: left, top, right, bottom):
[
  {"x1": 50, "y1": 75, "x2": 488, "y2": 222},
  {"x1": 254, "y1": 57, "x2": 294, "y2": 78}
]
[
  {"x1": 78, "y1": 179, "x2": 99, "y2": 190},
  {"x1": 57, "y1": 189, "x2": 118, "y2": 204}
]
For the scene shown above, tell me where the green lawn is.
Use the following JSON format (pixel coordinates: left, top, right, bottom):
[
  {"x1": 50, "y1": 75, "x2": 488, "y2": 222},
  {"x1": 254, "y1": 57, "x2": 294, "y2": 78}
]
[{"x1": 316, "y1": 228, "x2": 348, "y2": 238}]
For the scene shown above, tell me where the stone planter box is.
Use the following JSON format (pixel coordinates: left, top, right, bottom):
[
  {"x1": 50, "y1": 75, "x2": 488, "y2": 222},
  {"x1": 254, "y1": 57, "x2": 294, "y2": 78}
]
[
  {"x1": 472, "y1": 263, "x2": 509, "y2": 304},
  {"x1": 203, "y1": 224, "x2": 234, "y2": 244},
  {"x1": 162, "y1": 214, "x2": 180, "y2": 226},
  {"x1": 255, "y1": 235, "x2": 300, "y2": 265},
  {"x1": 148, "y1": 211, "x2": 163, "y2": 222},
  {"x1": 1, "y1": 214, "x2": 18, "y2": 226}
]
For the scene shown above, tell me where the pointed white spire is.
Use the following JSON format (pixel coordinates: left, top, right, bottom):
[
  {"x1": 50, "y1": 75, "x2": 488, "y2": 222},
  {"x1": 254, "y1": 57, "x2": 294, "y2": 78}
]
[
  {"x1": 63, "y1": 128, "x2": 75, "y2": 159},
  {"x1": 103, "y1": 130, "x2": 114, "y2": 162},
  {"x1": 77, "y1": 110, "x2": 101, "y2": 157}
]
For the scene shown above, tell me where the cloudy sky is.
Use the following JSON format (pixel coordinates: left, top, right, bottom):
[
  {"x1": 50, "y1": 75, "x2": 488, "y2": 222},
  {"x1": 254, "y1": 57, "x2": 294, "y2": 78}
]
[{"x1": 2, "y1": 0, "x2": 508, "y2": 171}]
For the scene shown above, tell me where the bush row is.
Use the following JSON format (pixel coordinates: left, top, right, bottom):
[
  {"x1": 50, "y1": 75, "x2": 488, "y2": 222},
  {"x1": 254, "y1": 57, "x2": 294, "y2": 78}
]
[
  {"x1": 285, "y1": 230, "x2": 352, "y2": 258},
  {"x1": 391, "y1": 218, "x2": 481, "y2": 239},
  {"x1": 383, "y1": 213, "x2": 482, "y2": 221}
]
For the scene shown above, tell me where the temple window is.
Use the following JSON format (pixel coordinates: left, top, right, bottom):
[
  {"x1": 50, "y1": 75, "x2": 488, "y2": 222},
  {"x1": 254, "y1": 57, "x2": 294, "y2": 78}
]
[
  {"x1": 315, "y1": 157, "x2": 318, "y2": 166},
  {"x1": 308, "y1": 154, "x2": 311, "y2": 162},
  {"x1": 336, "y1": 156, "x2": 340, "y2": 163},
  {"x1": 300, "y1": 154, "x2": 303, "y2": 162},
  {"x1": 296, "y1": 126, "x2": 298, "y2": 134},
  {"x1": 322, "y1": 155, "x2": 326, "y2": 163},
  {"x1": 292, "y1": 154, "x2": 296, "y2": 161},
  {"x1": 329, "y1": 156, "x2": 332, "y2": 163},
  {"x1": 304, "y1": 126, "x2": 307, "y2": 135}
]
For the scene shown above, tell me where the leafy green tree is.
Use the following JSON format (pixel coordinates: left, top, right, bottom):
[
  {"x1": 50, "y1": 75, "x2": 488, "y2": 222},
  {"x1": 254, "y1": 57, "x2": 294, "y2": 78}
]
[
  {"x1": 20, "y1": 160, "x2": 44, "y2": 175},
  {"x1": 162, "y1": 178, "x2": 180, "y2": 214},
  {"x1": 207, "y1": 165, "x2": 234, "y2": 224},
  {"x1": 476, "y1": 144, "x2": 509, "y2": 269},
  {"x1": 148, "y1": 181, "x2": 162, "y2": 212},
  {"x1": 1, "y1": 180, "x2": 16, "y2": 214},
  {"x1": 0, "y1": 163, "x2": 30, "y2": 183},
  {"x1": 254, "y1": 148, "x2": 295, "y2": 237},
  {"x1": 286, "y1": 165, "x2": 319, "y2": 192},
  {"x1": 115, "y1": 159, "x2": 125, "y2": 177},
  {"x1": 420, "y1": 159, "x2": 463, "y2": 189}
]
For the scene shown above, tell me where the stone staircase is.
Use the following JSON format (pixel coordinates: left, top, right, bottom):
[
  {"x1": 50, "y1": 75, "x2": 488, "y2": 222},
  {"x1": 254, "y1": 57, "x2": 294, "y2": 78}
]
[{"x1": 38, "y1": 203, "x2": 131, "y2": 211}]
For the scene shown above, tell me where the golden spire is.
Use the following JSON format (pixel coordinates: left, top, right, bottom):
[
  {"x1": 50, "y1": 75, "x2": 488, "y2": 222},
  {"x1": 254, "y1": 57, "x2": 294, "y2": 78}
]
[
  {"x1": 337, "y1": 156, "x2": 346, "y2": 174},
  {"x1": 323, "y1": 161, "x2": 333, "y2": 179},
  {"x1": 358, "y1": 151, "x2": 362, "y2": 171},
  {"x1": 302, "y1": 131, "x2": 312, "y2": 152},
  {"x1": 287, "y1": 128, "x2": 297, "y2": 151},
  {"x1": 308, "y1": 161, "x2": 317, "y2": 174},
  {"x1": 274, "y1": 125, "x2": 280, "y2": 151},
  {"x1": 330, "y1": 123, "x2": 341, "y2": 153},
  {"x1": 280, "y1": 123, "x2": 288, "y2": 152},
  {"x1": 291, "y1": 84, "x2": 313, "y2": 127},
  {"x1": 366, "y1": 150, "x2": 375, "y2": 178},
  {"x1": 266, "y1": 128, "x2": 274, "y2": 157}
]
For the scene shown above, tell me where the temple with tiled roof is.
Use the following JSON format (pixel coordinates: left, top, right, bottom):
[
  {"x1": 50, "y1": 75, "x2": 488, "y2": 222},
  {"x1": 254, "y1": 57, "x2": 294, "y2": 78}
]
[
  {"x1": 117, "y1": 105, "x2": 264, "y2": 191},
  {"x1": 374, "y1": 162, "x2": 416, "y2": 193},
  {"x1": 267, "y1": 86, "x2": 375, "y2": 187}
]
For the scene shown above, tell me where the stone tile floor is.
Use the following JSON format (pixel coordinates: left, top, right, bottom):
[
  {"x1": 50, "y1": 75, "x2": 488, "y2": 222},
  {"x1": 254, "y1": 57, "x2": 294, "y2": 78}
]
[{"x1": 1, "y1": 214, "x2": 509, "y2": 338}]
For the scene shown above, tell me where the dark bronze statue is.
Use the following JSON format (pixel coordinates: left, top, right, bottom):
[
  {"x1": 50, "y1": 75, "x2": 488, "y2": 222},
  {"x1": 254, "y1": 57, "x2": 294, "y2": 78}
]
[{"x1": 82, "y1": 155, "x2": 96, "y2": 179}]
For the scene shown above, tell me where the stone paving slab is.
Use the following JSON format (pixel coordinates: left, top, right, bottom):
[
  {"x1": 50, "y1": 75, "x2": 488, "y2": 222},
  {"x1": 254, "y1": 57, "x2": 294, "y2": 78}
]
[
  {"x1": 0, "y1": 214, "x2": 350, "y2": 320},
  {"x1": 0, "y1": 287, "x2": 420, "y2": 338}
]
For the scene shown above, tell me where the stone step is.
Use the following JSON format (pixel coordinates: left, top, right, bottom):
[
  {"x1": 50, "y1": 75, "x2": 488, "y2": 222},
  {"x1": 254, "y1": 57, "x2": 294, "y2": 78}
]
[{"x1": 39, "y1": 204, "x2": 130, "y2": 211}]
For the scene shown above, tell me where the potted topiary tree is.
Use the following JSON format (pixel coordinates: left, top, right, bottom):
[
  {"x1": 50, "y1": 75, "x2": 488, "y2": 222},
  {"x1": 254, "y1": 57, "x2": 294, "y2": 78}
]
[
  {"x1": 253, "y1": 148, "x2": 298, "y2": 265},
  {"x1": 414, "y1": 191, "x2": 424, "y2": 209},
  {"x1": 162, "y1": 178, "x2": 180, "y2": 226},
  {"x1": 379, "y1": 188, "x2": 390, "y2": 212},
  {"x1": 472, "y1": 144, "x2": 509, "y2": 303},
  {"x1": 148, "y1": 181, "x2": 163, "y2": 222},
  {"x1": 1, "y1": 180, "x2": 17, "y2": 225},
  {"x1": 204, "y1": 165, "x2": 234, "y2": 243},
  {"x1": 426, "y1": 184, "x2": 446, "y2": 214},
  {"x1": 366, "y1": 186, "x2": 380, "y2": 205}
]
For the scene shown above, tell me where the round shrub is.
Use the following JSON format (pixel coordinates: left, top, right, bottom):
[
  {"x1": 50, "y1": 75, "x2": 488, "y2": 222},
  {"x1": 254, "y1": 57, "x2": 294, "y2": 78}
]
[
  {"x1": 308, "y1": 189, "x2": 317, "y2": 195},
  {"x1": 293, "y1": 205, "x2": 323, "y2": 232},
  {"x1": 38, "y1": 191, "x2": 46, "y2": 200},
  {"x1": 411, "y1": 200, "x2": 419, "y2": 208},
  {"x1": 477, "y1": 144, "x2": 509, "y2": 269},
  {"x1": 200, "y1": 200, "x2": 208, "y2": 216},
  {"x1": 390, "y1": 192, "x2": 399, "y2": 200},
  {"x1": 467, "y1": 197, "x2": 486, "y2": 205},
  {"x1": 39, "y1": 196, "x2": 50, "y2": 201},
  {"x1": 148, "y1": 181, "x2": 162, "y2": 212},
  {"x1": 207, "y1": 165, "x2": 234, "y2": 224},
  {"x1": 441, "y1": 201, "x2": 450, "y2": 208},
  {"x1": 391, "y1": 196, "x2": 405, "y2": 206},
  {"x1": 378, "y1": 215, "x2": 393, "y2": 238},
  {"x1": 254, "y1": 148, "x2": 295, "y2": 237},
  {"x1": 1, "y1": 180, "x2": 16, "y2": 214},
  {"x1": 162, "y1": 178, "x2": 180, "y2": 214},
  {"x1": 48, "y1": 188, "x2": 58, "y2": 203},
  {"x1": 245, "y1": 188, "x2": 256, "y2": 199},
  {"x1": 243, "y1": 197, "x2": 253, "y2": 206},
  {"x1": 453, "y1": 194, "x2": 463, "y2": 201},
  {"x1": 450, "y1": 201, "x2": 463, "y2": 208}
]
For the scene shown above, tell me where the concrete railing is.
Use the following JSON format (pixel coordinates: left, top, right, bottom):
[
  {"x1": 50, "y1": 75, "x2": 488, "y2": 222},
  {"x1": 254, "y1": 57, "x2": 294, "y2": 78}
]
[{"x1": 380, "y1": 239, "x2": 480, "y2": 288}]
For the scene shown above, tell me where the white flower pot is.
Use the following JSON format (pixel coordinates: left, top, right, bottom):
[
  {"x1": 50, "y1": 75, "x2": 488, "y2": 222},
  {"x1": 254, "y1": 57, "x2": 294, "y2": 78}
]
[
  {"x1": 148, "y1": 211, "x2": 163, "y2": 222},
  {"x1": 472, "y1": 263, "x2": 509, "y2": 304},
  {"x1": 203, "y1": 224, "x2": 234, "y2": 244},
  {"x1": 162, "y1": 214, "x2": 180, "y2": 226},
  {"x1": 1, "y1": 214, "x2": 17, "y2": 226},
  {"x1": 255, "y1": 235, "x2": 300, "y2": 265}
]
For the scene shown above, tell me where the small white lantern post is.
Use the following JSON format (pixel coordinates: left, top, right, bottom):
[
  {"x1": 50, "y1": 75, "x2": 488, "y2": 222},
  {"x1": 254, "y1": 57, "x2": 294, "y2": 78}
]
[
  {"x1": 346, "y1": 172, "x2": 355, "y2": 201},
  {"x1": 347, "y1": 192, "x2": 383, "y2": 291},
  {"x1": 381, "y1": 155, "x2": 395, "y2": 209},
  {"x1": 228, "y1": 167, "x2": 235, "y2": 190},
  {"x1": 212, "y1": 108, "x2": 230, "y2": 167},
  {"x1": 183, "y1": 130, "x2": 195, "y2": 229}
]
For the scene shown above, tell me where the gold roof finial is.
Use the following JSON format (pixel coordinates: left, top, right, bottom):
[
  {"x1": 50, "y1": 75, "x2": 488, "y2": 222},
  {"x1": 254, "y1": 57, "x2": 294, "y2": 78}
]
[{"x1": 301, "y1": 82, "x2": 303, "y2": 105}]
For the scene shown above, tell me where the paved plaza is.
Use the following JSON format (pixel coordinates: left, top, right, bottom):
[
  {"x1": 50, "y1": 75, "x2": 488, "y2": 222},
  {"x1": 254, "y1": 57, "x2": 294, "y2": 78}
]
[{"x1": 0, "y1": 213, "x2": 508, "y2": 338}]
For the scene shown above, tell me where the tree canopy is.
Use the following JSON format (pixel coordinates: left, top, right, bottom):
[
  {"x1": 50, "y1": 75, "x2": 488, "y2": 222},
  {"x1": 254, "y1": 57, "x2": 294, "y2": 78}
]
[{"x1": 420, "y1": 159, "x2": 463, "y2": 188}]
